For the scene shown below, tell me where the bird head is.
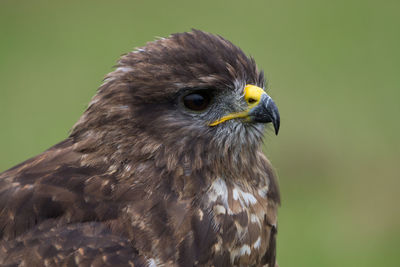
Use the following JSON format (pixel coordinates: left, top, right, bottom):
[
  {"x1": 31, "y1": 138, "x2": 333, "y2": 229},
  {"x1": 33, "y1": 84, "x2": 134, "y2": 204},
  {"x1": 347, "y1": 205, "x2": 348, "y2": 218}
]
[{"x1": 71, "y1": 30, "x2": 280, "y2": 175}]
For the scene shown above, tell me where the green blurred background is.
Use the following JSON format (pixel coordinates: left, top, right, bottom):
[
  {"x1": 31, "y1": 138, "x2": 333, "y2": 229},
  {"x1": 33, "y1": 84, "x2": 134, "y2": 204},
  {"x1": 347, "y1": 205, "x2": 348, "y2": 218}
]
[{"x1": 0, "y1": 0, "x2": 399, "y2": 266}]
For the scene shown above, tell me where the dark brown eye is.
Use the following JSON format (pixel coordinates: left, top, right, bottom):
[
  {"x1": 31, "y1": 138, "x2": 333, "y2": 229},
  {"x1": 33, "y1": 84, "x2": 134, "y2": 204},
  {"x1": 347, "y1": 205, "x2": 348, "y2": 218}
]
[{"x1": 183, "y1": 92, "x2": 211, "y2": 111}]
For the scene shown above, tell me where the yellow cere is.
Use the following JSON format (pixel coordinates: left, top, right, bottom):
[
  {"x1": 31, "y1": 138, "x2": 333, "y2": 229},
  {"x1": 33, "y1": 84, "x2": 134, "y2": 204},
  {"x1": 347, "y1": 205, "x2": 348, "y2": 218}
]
[
  {"x1": 243, "y1": 84, "x2": 264, "y2": 107},
  {"x1": 209, "y1": 84, "x2": 265, "y2": 126}
]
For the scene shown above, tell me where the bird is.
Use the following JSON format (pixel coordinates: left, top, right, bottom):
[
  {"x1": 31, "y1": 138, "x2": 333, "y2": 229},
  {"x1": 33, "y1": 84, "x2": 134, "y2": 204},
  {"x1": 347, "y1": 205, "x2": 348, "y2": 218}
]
[{"x1": 0, "y1": 30, "x2": 280, "y2": 267}]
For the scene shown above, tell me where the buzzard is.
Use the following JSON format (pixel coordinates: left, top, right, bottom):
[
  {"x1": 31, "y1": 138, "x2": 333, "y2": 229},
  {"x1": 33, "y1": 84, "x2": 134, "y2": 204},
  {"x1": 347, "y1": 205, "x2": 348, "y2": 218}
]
[{"x1": 0, "y1": 30, "x2": 280, "y2": 267}]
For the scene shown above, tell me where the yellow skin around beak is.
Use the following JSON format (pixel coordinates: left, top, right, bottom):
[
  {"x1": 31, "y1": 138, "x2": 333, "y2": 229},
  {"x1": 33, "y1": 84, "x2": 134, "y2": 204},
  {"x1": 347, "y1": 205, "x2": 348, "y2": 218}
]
[{"x1": 209, "y1": 85, "x2": 265, "y2": 126}]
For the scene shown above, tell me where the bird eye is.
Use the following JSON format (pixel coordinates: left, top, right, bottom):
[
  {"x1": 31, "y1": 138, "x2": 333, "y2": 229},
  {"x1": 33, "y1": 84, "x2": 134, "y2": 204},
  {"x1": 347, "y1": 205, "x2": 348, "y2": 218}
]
[{"x1": 183, "y1": 91, "x2": 211, "y2": 111}]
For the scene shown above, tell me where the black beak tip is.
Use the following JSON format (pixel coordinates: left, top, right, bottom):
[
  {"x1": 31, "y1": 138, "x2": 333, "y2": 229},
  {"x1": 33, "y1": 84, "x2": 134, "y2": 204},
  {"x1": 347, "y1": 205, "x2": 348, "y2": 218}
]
[
  {"x1": 274, "y1": 118, "x2": 280, "y2": 135},
  {"x1": 267, "y1": 98, "x2": 280, "y2": 136}
]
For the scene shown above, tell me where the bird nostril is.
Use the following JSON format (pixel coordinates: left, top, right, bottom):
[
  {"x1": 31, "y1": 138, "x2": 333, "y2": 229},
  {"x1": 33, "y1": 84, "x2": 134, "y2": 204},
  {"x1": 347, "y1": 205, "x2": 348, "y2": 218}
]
[{"x1": 248, "y1": 98, "x2": 257, "y2": 104}]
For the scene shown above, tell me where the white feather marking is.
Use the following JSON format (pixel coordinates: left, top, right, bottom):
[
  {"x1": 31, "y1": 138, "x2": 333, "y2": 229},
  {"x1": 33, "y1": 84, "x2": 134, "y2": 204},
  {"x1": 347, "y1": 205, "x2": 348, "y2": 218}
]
[
  {"x1": 147, "y1": 258, "x2": 158, "y2": 267},
  {"x1": 198, "y1": 209, "x2": 204, "y2": 221},
  {"x1": 213, "y1": 205, "x2": 226, "y2": 215},
  {"x1": 124, "y1": 164, "x2": 132, "y2": 172},
  {"x1": 101, "y1": 77, "x2": 115, "y2": 85},
  {"x1": 208, "y1": 178, "x2": 228, "y2": 205},
  {"x1": 116, "y1": 66, "x2": 133, "y2": 73},
  {"x1": 240, "y1": 244, "x2": 251, "y2": 255},
  {"x1": 230, "y1": 244, "x2": 252, "y2": 263},
  {"x1": 241, "y1": 191, "x2": 257, "y2": 205},
  {"x1": 232, "y1": 185, "x2": 257, "y2": 207},
  {"x1": 258, "y1": 186, "x2": 269, "y2": 199},
  {"x1": 207, "y1": 178, "x2": 233, "y2": 214},
  {"x1": 253, "y1": 236, "x2": 261, "y2": 249},
  {"x1": 232, "y1": 188, "x2": 239, "y2": 200},
  {"x1": 250, "y1": 214, "x2": 261, "y2": 225}
]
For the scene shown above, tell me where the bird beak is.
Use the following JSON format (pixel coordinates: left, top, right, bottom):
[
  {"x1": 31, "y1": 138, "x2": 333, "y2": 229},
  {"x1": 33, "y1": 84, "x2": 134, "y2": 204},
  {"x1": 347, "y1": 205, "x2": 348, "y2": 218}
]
[
  {"x1": 209, "y1": 85, "x2": 280, "y2": 135},
  {"x1": 248, "y1": 91, "x2": 280, "y2": 135}
]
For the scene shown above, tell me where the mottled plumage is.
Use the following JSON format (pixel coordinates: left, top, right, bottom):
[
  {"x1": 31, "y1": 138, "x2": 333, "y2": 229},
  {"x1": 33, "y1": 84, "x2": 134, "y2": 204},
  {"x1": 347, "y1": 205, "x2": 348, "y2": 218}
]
[{"x1": 0, "y1": 30, "x2": 280, "y2": 266}]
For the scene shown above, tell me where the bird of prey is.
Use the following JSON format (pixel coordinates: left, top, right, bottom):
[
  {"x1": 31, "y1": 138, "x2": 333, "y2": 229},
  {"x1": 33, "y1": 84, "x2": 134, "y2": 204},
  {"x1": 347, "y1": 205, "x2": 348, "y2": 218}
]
[{"x1": 0, "y1": 30, "x2": 280, "y2": 267}]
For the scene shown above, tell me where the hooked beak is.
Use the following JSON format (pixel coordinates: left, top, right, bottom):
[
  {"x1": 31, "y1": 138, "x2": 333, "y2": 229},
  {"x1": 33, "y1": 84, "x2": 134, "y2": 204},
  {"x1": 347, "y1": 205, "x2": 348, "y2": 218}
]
[
  {"x1": 209, "y1": 85, "x2": 280, "y2": 135},
  {"x1": 248, "y1": 93, "x2": 280, "y2": 135}
]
